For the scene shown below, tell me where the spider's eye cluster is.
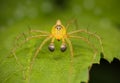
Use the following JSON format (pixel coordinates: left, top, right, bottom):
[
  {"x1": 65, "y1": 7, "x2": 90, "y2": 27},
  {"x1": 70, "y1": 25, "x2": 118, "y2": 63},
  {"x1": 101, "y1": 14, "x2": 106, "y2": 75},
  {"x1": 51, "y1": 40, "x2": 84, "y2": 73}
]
[{"x1": 56, "y1": 25, "x2": 62, "y2": 30}]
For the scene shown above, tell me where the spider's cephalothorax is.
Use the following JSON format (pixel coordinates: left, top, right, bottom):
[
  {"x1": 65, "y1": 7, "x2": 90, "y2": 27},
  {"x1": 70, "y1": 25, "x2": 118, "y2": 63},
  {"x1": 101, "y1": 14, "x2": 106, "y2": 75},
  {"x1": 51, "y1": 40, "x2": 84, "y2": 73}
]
[
  {"x1": 49, "y1": 20, "x2": 67, "y2": 52},
  {"x1": 51, "y1": 20, "x2": 66, "y2": 41}
]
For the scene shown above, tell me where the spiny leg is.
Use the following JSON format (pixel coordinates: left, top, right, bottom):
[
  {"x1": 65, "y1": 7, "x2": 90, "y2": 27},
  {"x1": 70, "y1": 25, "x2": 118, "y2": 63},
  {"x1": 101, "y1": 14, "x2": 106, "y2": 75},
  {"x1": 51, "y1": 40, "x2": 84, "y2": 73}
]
[
  {"x1": 65, "y1": 38, "x2": 74, "y2": 62},
  {"x1": 69, "y1": 35, "x2": 97, "y2": 61},
  {"x1": 11, "y1": 34, "x2": 48, "y2": 57},
  {"x1": 69, "y1": 36, "x2": 98, "y2": 83},
  {"x1": 28, "y1": 26, "x2": 50, "y2": 34},
  {"x1": 68, "y1": 29, "x2": 104, "y2": 54},
  {"x1": 12, "y1": 34, "x2": 48, "y2": 54},
  {"x1": 11, "y1": 35, "x2": 48, "y2": 81},
  {"x1": 66, "y1": 18, "x2": 78, "y2": 31},
  {"x1": 29, "y1": 29, "x2": 50, "y2": 35},
  {"x1": 65, "y1": 38, "x2": 74, "y2": 83},
  {"x1": 13, "y1": 29, "x2": 49, "y2": 47},
  {"x1": 14, "y1": 33, "x2": 26, "y2": 47},
  {"x1": 65, "y1": 37, "x2": 97, "y2": 82},
  {"x1": 12, "y1": 49, "x2": 26, "y2": 79},
  {"x1": 30, "y1": 36, "x2": 52, "y2": 68},
  {"x1": 29, "y1": 36, "x2": 52, "y2": 77}
]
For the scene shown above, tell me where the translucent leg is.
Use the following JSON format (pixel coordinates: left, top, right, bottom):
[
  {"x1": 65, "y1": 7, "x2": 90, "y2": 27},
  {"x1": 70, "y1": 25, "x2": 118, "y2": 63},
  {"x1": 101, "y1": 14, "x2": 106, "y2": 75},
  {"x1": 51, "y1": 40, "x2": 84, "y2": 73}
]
[
  {"x1": 69, "y1": 35, "x2": 97, "y2": 60},
  {"x1": 29, "y1": 29, "x2": 50, "y2": 34},
  {"x1": 12, "y1": 35, "x2": 48, "y2": 56},
  {"x1": 66, "y1": 18, "x2": 78, "y2": 31},
  {"x1": 65, "y1": 38, "x2": 74, "y2": 83},
  {"x1": 69, "y1": 35, "x2": 98, "y2": 83},
  {"x1": 68, "y1": 29, "x2": 104, "y2": 54},
  {"x1": 12, "y1": 50, "x2": 26, "y2": 80},
  {"x1": 28, "y1": 36, "x2": 51, "y2": 81},
  {"x1": 14, "y1": 29, "x2": 49, "y2": 47},
  {"x1": 11, "y1": 35, "x2": 48, "y2": 81}
]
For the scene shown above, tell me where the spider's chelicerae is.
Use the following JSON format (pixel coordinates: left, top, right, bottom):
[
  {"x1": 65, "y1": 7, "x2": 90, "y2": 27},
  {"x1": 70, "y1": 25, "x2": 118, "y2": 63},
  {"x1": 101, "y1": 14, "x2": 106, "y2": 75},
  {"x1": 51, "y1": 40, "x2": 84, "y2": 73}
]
[{"x1": 11, "y1": 19, "x2": 104, "y2": 82}]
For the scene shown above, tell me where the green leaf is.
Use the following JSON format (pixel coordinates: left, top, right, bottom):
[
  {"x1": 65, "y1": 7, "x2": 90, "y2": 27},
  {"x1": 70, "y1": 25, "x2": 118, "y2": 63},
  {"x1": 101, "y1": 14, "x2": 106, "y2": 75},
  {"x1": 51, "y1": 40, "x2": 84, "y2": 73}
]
[{"x1": 0, "y1": 16, "x2": 120, "y2": 83}]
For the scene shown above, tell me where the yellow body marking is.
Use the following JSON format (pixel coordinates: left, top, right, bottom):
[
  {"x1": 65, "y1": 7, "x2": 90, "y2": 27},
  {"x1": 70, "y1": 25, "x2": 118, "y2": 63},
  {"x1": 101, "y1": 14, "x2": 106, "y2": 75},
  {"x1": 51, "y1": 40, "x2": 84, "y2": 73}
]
[{"x1": 51, "y1": 20, "x2": 66, "y2": 40}]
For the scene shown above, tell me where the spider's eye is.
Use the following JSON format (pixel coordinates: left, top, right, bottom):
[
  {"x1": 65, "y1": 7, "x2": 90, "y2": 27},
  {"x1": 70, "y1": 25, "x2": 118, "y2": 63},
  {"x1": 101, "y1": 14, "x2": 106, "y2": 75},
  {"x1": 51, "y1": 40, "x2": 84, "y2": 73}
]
[
  {"x1": 56, "y1": 25, "x2": 62, "y2": 30},
  {"x1": 60, "y1": 44, "x2": 67, "y2": 52},
  {"x1": 48, "y1": 43, "x2": 55, "y2": 52}
]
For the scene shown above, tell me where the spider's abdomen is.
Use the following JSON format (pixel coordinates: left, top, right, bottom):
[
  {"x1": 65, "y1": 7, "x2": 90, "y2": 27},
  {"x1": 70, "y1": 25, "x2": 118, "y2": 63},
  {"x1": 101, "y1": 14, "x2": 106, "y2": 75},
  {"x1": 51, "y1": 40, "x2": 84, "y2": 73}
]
[{"x1": 51, "y1": 20, "x2": 66, "y2": 40}]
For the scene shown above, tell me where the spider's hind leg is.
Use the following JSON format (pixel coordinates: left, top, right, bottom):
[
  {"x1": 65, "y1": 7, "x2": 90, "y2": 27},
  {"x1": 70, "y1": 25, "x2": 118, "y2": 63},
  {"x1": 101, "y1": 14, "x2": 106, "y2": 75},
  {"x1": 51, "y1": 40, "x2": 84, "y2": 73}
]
[
  {"x1": 81, "y1": 30, "x2": 104, "y2": 55},
  {"x1": 66, "y1": 18, "x2": 79, "y2": 31},
  {"x1": 28, "y1": 36, "x2": 51, "y2": 82},
  {"x1": 10, "y1": 30, "x2": 49, "y2": 82},
  {"x1": 65, "y1": 38, "x2": 74, "y2": 83},
  {"x1": 69, "y1": 36, "x2": 98, "y2": 61},
  {"x1": 68, "y1": 30, "x2": 104, "y2": 56},
  {"x1": 10, "y1": 32, "x2": 29, "y2": 80}
]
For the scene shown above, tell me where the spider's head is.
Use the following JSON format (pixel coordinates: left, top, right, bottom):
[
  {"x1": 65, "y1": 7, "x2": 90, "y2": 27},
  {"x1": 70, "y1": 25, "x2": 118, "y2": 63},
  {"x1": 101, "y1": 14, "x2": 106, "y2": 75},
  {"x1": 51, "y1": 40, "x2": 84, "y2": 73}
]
[{"x1": 51, "y1": 20, "x2": 66, "y2": 40}]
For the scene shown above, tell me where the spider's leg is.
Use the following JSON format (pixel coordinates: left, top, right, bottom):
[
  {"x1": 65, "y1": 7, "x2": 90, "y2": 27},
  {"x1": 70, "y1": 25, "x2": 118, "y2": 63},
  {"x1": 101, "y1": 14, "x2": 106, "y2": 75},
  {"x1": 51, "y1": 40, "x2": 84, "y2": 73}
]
[
  {"x1": 29, "y1": 36, "x2": 52, "y2": 69},
  {"x1": 28, "y1": 26, "x2": 50, "y2": 34},
  {"x1": 30, "y1": 29, "x2": 50, "y2": 34},
  {"x1": 14, "y1": 32, "x2": 26, "y2": 47},
  {"x1": 11, "y1": 35, "x2": 48, "y2": 57},
  {"x1": 66, "y1": 18, "x2": 78, "y2": 31},
  {"x1": 15, "y1": 28, "x2": 50, "y2": 45},
  {"x1": 68, "y1": 30, "x2": 104, "y2": 54},
  {"x1": 11, "y1": 35, "x2": 48, "y2": 80},
  {"x1": 29, "y1": 36, "x2": 52, "y2": 74},
  {"x1": 12, "y1": 49, "x2": 26, "y2": 79},
  {"x1": 13, "y1": 29, "x2": 49, "y2": 48},
  {"x1": 69, "y1": 35, "x2": 98, "y2": 83},
  {"x1": 65, "y1": 38, "x2": 74, "y2": 61},
  {"x1": 69, "y1": 35, "x2": 97, "y2": 61},
  {"x1": 65, "y1": 38, "x2": 74, "y2": 83}
]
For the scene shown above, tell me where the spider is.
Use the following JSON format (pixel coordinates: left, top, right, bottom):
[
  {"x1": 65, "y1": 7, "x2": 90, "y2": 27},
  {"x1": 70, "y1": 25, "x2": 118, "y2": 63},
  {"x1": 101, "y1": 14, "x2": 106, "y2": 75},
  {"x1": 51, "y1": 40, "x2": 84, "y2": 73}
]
[{"x1": 11, "y1": 19, "x2": 104, "y2": 83}]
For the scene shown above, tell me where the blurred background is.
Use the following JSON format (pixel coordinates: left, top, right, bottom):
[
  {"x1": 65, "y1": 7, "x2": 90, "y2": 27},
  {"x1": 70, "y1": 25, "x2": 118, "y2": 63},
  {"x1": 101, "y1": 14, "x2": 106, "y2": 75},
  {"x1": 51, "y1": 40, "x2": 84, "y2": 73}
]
[
  {"x1": 0, "y1": 0, "x2": 120, "y2": 83},
  {"x1": 0, "y1": 0, "x2": 120, "y2": 27}
]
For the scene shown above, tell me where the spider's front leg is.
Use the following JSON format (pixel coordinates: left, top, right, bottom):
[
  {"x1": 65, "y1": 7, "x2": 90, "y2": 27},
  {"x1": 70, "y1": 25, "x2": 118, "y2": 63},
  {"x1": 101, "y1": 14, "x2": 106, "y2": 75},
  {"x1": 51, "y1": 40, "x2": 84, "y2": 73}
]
[
  {"x1": 68, "y1": 29, "x2": 104, "y2": 54},
  {"x1": 29, "y1": 36, "x2": 52, "y2": 74},
  {"x1": 65, "y1": 37, "x2": 74, "y2": 83},
  {"x1": 68, "y1": 35, "x2": 97, "y2": 61},
  {"x1": 11, "y1": 28, "x2": 50, "y2": 60},
  {"x1": 10, "y1": 30, "x2": 49, "y2": 82}
]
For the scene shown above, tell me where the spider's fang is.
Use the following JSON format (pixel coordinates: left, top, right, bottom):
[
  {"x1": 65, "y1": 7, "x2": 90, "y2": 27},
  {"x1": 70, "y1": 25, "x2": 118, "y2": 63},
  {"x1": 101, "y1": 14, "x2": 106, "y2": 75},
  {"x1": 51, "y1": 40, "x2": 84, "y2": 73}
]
[
  {"x1": 60, "y1": 43, "x2": 67, "y2": 52},
  {"x1": 48, "y1": 43, "x2": 55, "y2": 52}
]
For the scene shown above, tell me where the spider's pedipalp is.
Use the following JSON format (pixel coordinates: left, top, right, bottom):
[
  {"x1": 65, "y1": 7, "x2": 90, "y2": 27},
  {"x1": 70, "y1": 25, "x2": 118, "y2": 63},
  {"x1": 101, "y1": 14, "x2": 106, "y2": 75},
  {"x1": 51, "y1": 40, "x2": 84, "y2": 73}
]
[
  {"x1": 48, "y1": 43, "x2": 55, "y2": 52},
  {"x1": 60, "y1": 43, "x2": 67, "y2": 52}
]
